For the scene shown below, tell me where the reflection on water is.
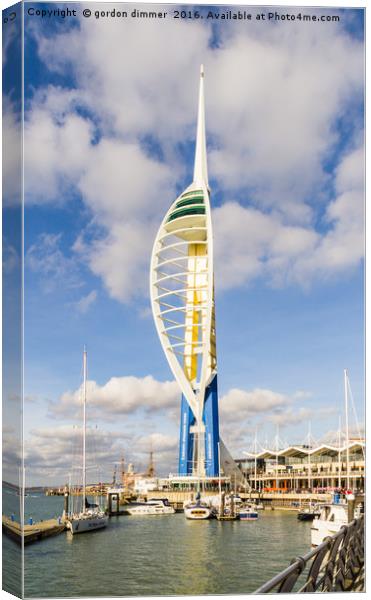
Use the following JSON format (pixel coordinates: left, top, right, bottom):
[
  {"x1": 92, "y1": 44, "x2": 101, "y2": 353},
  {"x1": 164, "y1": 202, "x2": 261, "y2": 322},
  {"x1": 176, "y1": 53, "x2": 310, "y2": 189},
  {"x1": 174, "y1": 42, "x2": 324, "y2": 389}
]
[{"x1": 4, "y1": 495, "x2": 313, "y2": 597}]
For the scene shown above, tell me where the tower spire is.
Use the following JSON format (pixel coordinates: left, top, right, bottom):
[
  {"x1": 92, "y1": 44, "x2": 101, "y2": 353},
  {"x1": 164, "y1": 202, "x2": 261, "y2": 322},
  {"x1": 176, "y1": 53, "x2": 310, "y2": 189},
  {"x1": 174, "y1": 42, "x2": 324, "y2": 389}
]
[{"x1": 193, "y1": 64, "x2": 209, "y2": 187}]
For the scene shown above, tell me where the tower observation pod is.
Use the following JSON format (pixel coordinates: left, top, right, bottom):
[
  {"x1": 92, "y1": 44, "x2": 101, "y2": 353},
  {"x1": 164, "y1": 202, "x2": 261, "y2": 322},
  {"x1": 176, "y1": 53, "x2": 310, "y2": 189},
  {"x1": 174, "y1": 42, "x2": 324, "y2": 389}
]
[{"x1": 150, "y1": 66, "x2": 220, "y2": 478}]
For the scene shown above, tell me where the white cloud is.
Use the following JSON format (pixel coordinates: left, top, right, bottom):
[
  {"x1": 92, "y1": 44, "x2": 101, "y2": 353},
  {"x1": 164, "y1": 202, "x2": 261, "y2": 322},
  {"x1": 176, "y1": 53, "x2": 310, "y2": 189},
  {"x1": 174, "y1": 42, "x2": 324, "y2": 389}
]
[
  {"x1": 24, "y1": 13, "x2": 364, "y2": 302},
  {"x1": 25, "y1": 424, "x2": 124, "y2": 484},
  {"x1": 2, "y1": 97, "x2": 21, "y2": 207},
  {"x1": 26, "y1": 233, "x2": 82, "y2": 293},
  {"x1": 220, "y1": 387, "x2": 290, "y2": 423},
  {"x1": 207, "y1": 20, "x2": 363, "y2": 223},
  {"x1": 72, "y1": 290, "x2": 97, "y2": 314},
  {"x1": 3, "y1": 241, "x2": 19, "y2": 274},
  {"x1": 49, "y1": 374, "x2": 179, "y2": 421},
  {"x1": 136, "y1": 432, "x2": 178, "y2": 454},
  {"x1": 213, "y1": 202, "x2": 319, "y2": 290},
  {"x1": 24, "y1": 423, "x2": 179, "y2": 485},
  {"x1": 213, "y1": 143, "x2": 364, "y2": 290},
  {"x1": 75, "y1": 221, "x2": 154, "y2": 303}
]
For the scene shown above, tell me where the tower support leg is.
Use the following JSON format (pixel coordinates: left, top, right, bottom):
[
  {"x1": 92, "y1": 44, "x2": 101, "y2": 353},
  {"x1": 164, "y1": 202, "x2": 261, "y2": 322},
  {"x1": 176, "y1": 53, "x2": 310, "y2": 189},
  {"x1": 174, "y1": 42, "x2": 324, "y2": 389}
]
[
  {"x1": 203, "y1": 374, "x2": 220, "y2": 477},
  {"x1": 178, "y1": 395, "x2": 195, "y2": 475}
]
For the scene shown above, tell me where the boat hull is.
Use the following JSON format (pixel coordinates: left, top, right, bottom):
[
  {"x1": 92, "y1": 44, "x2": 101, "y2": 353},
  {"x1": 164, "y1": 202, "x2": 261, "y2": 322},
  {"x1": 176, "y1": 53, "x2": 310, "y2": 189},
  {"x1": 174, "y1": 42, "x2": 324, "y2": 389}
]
[
  {"x1": 297, "y1": 512, "x2": 318, "y2": 521},
  {"x1": 311, "y1": 519, "x2": 346, "y2": 546},
  {"x1": 127, "y1": 506, "x2": 175, "y2": 516},
  {"x1": 67, "y1": 514, "x2": 108, "y2": 534},
  {"x1": 239, "y1": 512, "x2": 258, "y2": 521},
  {"x1": 184, "y1": 506, "x2": 212, "y2": 520}
]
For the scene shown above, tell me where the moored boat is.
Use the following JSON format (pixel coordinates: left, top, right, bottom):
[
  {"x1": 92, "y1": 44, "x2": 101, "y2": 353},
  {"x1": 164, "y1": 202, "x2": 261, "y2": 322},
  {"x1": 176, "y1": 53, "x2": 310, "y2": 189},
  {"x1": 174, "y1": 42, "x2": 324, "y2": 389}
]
[
  {"x1": 66, "y1": 348, "x2": 108, "y2": 535},
  {"x1": 239, "y1": 504, "x2": 259, "y2": 521},
  {"x1": 67, "y1": 509, "x2": 108, "y2": 534},
  {"x1": 216, "y1": 492, "x2": 239, "y2": 521},
  {"x1": 311, "y1": 370, "x2": 364, "y2": 546},
  {"x1": 310, "y1": 493, "x2": 349, "y2": 546},
  {"x1": 184, "y1": 492, "x2": 213, "y2": 520},
  {"x1": 297, "y1": 502, "x2": 321, "y2": 521},
  {"x1": 126, "y1": 498, "x2": 175, "y2": 516}
]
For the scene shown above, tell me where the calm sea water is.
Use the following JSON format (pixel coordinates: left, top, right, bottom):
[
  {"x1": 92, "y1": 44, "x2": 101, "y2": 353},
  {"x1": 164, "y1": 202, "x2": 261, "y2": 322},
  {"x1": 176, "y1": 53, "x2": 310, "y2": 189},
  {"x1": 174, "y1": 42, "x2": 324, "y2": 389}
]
[{"x1": 3, "y1": 492, "x2": 312, "y2": 597}]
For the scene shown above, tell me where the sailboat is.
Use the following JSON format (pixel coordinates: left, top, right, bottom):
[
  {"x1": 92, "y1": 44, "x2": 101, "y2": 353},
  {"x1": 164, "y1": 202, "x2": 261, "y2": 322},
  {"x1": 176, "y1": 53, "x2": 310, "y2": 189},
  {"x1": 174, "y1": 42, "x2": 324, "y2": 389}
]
[
  {"x1": 66, "y1": 348, "x2": 108, "y2": 534},
  {"x1": 183, "y1": 460, "x2": 213, "y2": 520},
  {"x1": 184, "y1": 488, "x2": 213, "y2": 520}
]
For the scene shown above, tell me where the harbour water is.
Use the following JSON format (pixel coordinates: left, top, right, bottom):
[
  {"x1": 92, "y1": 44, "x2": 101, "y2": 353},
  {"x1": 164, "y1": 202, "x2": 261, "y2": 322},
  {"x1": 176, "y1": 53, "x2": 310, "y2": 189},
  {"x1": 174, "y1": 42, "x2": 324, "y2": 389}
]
[{"x1": 3, "y1": 493, "x2": 312, "y2": 597}]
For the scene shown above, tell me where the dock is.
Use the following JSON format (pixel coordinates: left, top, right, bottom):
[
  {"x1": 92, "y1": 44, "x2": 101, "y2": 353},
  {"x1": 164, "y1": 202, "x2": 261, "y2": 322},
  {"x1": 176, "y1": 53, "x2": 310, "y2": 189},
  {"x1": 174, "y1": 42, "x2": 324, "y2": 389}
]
[
  {"x1": 2, "y1": 515, "x2": 66, "y2": 544},
  {"x1": 144, "y1": 490, "x2": 333, "y2": 511}
]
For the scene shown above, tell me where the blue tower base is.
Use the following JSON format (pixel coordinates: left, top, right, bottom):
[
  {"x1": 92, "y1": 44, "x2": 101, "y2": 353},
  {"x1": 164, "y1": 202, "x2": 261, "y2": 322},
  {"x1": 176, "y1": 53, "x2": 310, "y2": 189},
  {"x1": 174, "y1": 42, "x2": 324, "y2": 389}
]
[{"x1": 178, "y1": 374, "x2": 220, "y2": 476}]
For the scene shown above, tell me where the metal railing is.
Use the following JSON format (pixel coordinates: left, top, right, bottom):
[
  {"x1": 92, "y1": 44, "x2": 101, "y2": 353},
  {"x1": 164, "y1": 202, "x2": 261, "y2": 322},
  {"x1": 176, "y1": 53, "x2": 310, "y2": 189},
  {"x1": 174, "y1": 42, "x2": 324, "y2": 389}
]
[{"x1": 254, "y1": 516, "x2": 364, "y2": 593}]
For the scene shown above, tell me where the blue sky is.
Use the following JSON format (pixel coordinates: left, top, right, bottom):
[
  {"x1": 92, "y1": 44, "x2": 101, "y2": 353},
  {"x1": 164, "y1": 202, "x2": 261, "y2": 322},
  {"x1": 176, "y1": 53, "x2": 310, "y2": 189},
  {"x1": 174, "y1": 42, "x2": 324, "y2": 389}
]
[{"x1": 4, "y1": 3, "x2": 364, "y2": 485}]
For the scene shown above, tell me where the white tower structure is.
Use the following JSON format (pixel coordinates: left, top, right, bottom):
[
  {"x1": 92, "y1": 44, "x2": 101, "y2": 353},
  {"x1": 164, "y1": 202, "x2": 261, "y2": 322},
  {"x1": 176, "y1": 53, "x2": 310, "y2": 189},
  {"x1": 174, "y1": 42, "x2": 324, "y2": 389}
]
[{"x1": 150, "y1": 66, "x2": 218, "y2": 477}]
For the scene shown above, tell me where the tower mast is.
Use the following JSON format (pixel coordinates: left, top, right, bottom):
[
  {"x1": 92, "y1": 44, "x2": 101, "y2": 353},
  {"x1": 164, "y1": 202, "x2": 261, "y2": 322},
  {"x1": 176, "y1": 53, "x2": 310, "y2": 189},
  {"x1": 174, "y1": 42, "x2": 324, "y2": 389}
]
[
  {"x1": 193, "y1": 65, "x2": 209, "y2": 188},
  {"x1": 150, "y1": 65, "x2": 220, "y2": 481}
]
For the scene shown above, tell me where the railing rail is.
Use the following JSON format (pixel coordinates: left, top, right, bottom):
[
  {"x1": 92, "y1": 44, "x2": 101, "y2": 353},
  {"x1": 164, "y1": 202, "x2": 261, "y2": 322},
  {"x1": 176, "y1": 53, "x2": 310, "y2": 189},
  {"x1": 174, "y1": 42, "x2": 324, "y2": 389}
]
[{"x1": 254, "y1": 516, "x2": 364, "y2": 593}]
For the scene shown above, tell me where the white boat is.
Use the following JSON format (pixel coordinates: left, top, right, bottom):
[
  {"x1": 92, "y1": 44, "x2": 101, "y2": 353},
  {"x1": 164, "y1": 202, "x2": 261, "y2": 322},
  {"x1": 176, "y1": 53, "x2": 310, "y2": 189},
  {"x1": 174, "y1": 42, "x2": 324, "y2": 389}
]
[
  {"x1": 66, "y1": 348, "x2": 108, "y2": 535},
  {"x1": 126, "y1": 499, "x2": 175, "y2": 516},
  {"x1": 184, "y1": 492, "x2": 213, "y2": 520},
  {"x1": 311, "y1": 493, "x2": 349, "y2": 546},
  {"x1": 67, "y1": 509, "x2": 108, "y2": 534},
  {"x1": 239, "y1": 504, "x2": 259, "y2": 521},
  {"x1": 184, "y1": 502, "x2": 213, "y2": 520}
]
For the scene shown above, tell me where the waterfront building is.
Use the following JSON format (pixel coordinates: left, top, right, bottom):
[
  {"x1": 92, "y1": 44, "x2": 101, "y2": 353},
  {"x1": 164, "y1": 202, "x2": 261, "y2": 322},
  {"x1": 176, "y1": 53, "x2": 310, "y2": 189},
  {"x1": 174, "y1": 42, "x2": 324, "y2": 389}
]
[
  {"x1": 237, "y1": 440, "x2": 365, "y2": 492},
  {"x1": 150, "y1": 66, "x2": 221, "y2": 478}
]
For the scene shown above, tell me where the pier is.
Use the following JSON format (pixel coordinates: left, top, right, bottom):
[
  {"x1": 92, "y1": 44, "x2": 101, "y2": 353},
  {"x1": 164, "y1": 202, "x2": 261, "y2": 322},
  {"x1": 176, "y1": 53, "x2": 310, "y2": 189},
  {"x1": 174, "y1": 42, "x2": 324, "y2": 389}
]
[{"x1": 2, "y1": 515, "x2": 66, "y2": 545}]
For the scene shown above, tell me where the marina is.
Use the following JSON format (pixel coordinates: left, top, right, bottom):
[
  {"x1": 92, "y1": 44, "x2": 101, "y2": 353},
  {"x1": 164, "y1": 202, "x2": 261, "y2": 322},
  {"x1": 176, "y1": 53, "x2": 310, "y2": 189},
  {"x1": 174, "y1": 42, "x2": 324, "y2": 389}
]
[
  {"x1": 2, "y1": 492, "x2": 313, "y2": 596},
  {"x1": 2, "y1": 485, "x2": 364, "y2": 595}
]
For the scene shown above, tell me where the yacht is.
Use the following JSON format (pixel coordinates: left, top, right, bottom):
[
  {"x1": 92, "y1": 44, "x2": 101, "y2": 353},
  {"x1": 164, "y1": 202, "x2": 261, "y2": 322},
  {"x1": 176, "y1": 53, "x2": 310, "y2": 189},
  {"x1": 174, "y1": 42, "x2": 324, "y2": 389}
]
[
  {"x1": 67, "y1": 506, "x2": 108, "y2": 534},
  {"x1": 126, "y1": 498, "x2": 175, "y2": 516},
  {"x1": 66, "y1": 348, "x2": 108, "y2": 535},
  {"x1": 184, "y1": 492, "x2": 213, "y2": 520},
  {"x1": 310, "y1": 492, "x2": 356, "y2": 546}
]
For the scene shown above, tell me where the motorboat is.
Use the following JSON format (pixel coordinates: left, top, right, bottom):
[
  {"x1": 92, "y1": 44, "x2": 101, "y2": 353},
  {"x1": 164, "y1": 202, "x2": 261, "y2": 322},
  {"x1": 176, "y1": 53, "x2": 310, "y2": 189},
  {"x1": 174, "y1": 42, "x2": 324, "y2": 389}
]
[
  {"x1": 297, "y1": 503, "x2": 321, "y2": 521},
  {"x1": 311, "y1": 492, "x2": 353, "y2": 546},
  {"x1": 239, "y1": 504, "x2": 259, "y2": 521},
  {"x1": 126, "y1": 498, "x2": 175, "y2": 516}
]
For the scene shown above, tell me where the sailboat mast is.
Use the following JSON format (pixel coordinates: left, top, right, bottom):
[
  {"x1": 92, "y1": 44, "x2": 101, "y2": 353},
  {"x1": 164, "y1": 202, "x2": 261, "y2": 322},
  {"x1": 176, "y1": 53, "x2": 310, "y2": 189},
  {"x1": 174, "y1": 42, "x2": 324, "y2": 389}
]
[
  {"x1": 337, "y1": 415, "x2": 342, "y2": 489},
  {"x1": 344, "y1": 368, "x2": 350, "y2": 490},
  {"x1": 83, "y1": 347, "x2": 87, "y2": 511},
  {"x1": 254, "y1": 430, "x2": 257, "y2": 491}
]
